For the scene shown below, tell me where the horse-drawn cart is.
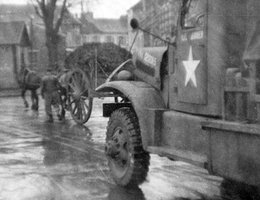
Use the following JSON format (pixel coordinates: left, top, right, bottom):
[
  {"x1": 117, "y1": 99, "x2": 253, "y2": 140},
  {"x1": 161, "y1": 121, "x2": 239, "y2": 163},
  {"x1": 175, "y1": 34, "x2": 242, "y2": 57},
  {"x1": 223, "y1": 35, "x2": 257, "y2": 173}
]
[{"x1": 59, "y1": 43, "x2": 130, "y2": 124}]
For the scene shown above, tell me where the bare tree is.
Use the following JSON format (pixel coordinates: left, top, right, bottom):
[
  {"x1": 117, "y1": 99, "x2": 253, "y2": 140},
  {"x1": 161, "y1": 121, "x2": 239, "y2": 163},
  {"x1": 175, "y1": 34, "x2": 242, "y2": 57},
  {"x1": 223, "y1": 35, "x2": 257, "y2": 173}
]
[
  {"x1": 30, "y1": 0, "x2": 68, "y2": 69},
  {"x1": 30, "y1": 0, "x2": 98, "y2": 70}
]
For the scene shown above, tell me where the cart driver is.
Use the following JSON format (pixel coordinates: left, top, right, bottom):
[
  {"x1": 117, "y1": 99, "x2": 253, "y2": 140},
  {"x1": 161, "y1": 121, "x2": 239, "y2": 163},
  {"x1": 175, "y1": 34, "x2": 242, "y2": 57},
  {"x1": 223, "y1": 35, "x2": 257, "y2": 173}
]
[{"x1": 41, "y1": 68, "x2": 62, "y2": 122}]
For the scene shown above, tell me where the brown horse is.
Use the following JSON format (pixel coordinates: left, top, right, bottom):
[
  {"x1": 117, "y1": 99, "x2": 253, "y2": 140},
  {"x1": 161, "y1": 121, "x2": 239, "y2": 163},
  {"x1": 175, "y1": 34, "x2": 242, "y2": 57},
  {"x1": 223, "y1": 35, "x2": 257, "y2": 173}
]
[{"x1": 18, "y1": 67, "x2": 41, "y2": 110}]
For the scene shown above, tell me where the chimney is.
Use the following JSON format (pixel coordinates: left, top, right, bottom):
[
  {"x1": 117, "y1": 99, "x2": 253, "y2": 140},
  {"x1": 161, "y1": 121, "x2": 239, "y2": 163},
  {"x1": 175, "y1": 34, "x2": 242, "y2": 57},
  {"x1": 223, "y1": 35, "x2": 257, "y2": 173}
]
[
  {"x1": 81, "y1": 11, "x2": 94, "y2": 21},
  {"x1": 84, "y1": 11, "x2": 93, "y2": 21}
]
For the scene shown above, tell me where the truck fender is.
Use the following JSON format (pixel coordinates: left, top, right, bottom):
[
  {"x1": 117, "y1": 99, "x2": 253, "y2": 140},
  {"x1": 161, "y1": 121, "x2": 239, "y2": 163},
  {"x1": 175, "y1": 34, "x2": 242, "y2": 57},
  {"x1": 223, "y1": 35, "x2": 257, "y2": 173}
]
[{"x1": 96, "y1": 81, "x2": 165, "y2": 149}]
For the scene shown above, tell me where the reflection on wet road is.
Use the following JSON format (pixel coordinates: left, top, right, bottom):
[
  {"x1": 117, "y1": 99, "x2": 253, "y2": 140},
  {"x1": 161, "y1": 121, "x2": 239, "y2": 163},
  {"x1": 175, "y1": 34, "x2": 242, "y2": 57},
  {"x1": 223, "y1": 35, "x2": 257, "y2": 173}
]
[{"x1": 0, "y1": 97, "x2": 247, "y2": 200}]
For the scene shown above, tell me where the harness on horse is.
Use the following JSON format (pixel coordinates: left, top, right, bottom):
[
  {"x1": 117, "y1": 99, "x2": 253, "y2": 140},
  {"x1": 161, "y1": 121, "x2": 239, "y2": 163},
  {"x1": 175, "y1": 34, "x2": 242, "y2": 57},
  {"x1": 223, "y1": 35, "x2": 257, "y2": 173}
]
[{"x1": 22, "y1": 68, "x2": 41, "y2": 89}]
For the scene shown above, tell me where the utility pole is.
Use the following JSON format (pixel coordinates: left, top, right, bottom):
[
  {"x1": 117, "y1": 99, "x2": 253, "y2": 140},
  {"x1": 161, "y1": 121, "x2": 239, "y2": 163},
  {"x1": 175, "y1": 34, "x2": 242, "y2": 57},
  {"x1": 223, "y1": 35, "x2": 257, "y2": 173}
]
[{"x1": 95, "y1": 47, "x2": 98, "y2": 88}]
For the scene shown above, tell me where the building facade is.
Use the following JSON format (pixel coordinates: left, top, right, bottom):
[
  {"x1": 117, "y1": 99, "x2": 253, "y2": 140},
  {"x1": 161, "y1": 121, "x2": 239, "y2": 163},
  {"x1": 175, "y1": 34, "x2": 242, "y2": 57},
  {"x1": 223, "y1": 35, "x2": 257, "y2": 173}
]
[
  {"x1": 0, "y1": 4, "x2": 80, "y2": 73},
  {"x1": 81, "y1": 12, "x2": 128, "y2": 49},
  {"x1": 0, "y1": 21, "x2": 30, "y2": 89},
  {"x1": 128, "y1": 0, "x2": 180, "y2": 48}
]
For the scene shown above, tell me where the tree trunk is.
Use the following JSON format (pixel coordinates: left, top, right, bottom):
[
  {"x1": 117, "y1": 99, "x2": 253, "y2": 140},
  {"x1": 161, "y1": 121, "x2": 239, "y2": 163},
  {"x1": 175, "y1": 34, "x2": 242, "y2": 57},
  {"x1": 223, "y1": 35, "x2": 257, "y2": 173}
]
[{"x1": 46, "y1": 35, "x2": 59, "y2": 70}]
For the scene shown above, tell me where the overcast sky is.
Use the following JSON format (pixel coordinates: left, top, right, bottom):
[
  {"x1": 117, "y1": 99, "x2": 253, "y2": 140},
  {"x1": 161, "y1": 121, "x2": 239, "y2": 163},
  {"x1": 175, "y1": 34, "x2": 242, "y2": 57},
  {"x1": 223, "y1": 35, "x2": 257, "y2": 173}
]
[{"x1": 0, "y1": 0, "x2": 140, "y2": 18}]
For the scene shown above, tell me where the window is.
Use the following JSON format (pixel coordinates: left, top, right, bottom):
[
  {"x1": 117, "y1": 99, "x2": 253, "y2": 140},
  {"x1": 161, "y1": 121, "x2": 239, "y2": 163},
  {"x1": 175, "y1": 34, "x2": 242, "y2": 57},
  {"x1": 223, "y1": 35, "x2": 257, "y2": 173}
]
[
  {"x1": 92, "y1": 35, "x2": 100, "y2": 42},
  {"x1": 118, "y1": 36, "x2": 126, "y2": 46},
  {"x1": 256, "y1": 61, "x2": 260, "y2": 95},
  {"x1": 82, "y1": 35, "x2": 88, "y2": 43},
  {"x1": 105, "y1": 35, "x2": 114, "y2": 43},
  {"x1": 0, "y1": 46, "x2": 9, "y2": 52},
  {"x1": 181, "y1": 0, "x2": 205, "y2": 29},
  {"x1": 28, "y1": 50, "x2": 38, "y2": 68}
]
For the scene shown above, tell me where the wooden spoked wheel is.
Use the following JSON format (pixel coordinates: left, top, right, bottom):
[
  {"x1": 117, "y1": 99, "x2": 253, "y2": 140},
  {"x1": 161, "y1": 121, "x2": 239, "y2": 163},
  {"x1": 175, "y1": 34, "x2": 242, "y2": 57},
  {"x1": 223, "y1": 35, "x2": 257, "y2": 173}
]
[{"x1": 67, "y1": 68, "x2": 93, "y2": 124}]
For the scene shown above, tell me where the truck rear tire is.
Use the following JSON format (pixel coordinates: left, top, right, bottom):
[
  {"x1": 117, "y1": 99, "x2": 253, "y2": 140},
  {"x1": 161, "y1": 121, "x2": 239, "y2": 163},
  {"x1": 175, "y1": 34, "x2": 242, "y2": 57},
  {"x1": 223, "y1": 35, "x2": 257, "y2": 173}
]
[{"x1": 105, "y1": 107, "x2": 150, "y2": 187}]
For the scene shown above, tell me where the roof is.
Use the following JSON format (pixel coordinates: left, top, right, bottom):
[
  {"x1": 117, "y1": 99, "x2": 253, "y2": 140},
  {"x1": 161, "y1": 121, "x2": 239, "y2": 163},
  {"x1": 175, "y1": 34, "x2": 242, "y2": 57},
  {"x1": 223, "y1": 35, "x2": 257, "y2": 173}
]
[
  {"x1": 94, "y1": 18, "x2": 127, "y2": 33},
  {"x1": 0, "y1": 4, "x2": 81, "y2": 26},
  {"x1": 81, "y1": 17, "x2": 127, "y2": 34},
  {"x1": 0, "y1": 4, "x2": 41, "y2": 24},
  {"x1": 129, "y1": 1, "x2": 143, "y2": 11},
  {"x1": 0, "y1": 21, "x2": 30, "y2": 45},
  {"x1": 81, "y1": 21, "x2": 103, "y2": 34},
  {"x1": 63, "y1": 11, "x2": 81, "y2": 25}
]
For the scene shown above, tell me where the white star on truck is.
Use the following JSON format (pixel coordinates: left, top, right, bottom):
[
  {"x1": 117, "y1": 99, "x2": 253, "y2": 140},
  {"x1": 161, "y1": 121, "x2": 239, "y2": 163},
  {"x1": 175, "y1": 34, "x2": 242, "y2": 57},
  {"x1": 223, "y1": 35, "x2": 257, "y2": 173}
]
[{"x1": 182, "y1": 46, "x2": 200, "y2": 87}]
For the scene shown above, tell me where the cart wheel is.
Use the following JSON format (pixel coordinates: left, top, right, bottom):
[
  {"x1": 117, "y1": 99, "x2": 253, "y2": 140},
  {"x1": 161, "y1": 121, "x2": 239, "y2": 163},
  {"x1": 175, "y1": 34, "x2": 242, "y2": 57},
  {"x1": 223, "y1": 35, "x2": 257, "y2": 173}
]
[{"x1": 67, "y1": 68, "x2": 93, "y2": 124}]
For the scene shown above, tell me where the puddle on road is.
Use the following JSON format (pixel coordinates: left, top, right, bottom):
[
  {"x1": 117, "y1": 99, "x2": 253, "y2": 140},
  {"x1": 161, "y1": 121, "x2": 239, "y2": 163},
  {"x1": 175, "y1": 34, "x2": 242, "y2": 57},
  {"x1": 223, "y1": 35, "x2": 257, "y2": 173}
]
[{"x1": 0, "y1": 175, "x2": 55, "y2": 200}]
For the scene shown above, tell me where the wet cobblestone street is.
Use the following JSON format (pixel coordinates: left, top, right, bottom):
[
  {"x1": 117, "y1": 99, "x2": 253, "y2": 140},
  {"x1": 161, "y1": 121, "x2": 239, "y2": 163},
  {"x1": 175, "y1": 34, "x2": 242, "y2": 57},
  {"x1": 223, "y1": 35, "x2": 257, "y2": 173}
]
[{"x1": 0, "y1": 96, "x2": 237, "y2": 200}]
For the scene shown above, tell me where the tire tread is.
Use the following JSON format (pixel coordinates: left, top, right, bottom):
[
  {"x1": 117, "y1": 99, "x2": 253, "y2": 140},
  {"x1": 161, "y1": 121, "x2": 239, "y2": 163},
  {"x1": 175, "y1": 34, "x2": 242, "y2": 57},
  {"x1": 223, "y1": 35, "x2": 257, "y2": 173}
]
[{"x1": 107, "y1": 107, "x2": 150, "y2": 186}]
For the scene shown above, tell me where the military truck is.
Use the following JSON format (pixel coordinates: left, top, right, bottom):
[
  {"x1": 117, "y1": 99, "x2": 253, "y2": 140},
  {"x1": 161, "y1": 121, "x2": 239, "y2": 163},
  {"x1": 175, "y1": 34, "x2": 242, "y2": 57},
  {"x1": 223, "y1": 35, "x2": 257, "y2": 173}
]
[{"x1": 96, "y1": 0, "x2": 260, "y2": 191}]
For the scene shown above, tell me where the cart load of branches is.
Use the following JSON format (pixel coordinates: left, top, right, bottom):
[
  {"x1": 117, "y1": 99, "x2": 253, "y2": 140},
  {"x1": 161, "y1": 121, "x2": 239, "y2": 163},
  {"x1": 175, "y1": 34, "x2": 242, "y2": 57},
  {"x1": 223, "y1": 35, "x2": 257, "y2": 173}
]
[{"x1": 65, "y1": 42, "x2": 131, "y2": 78}]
